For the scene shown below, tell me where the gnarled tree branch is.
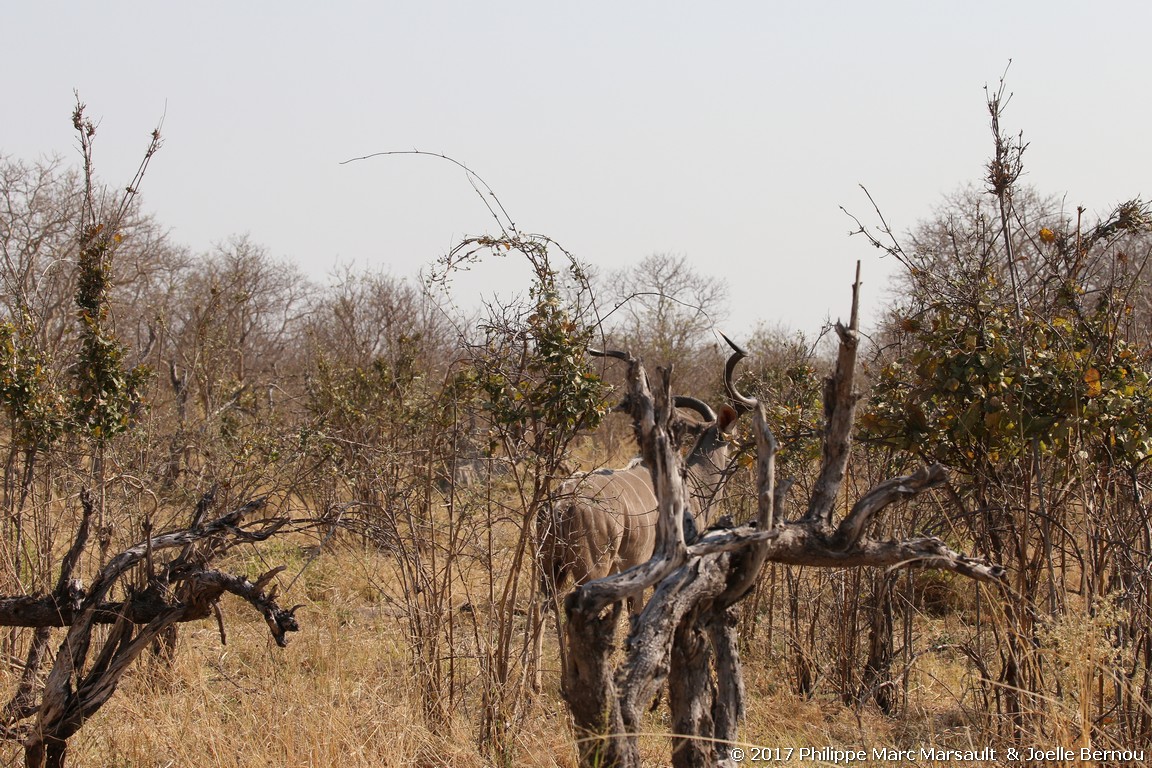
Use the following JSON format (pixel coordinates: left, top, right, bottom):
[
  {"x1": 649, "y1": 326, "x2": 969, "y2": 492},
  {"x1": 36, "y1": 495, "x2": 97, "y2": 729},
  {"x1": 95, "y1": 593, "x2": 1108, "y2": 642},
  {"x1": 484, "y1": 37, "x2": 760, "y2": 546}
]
[
  {"x1": 7, "y1": 493, "x2": 311, "y2": 768},
  {"x1": 561, "y1": 267, "x2": 1003, "y2": 768}
]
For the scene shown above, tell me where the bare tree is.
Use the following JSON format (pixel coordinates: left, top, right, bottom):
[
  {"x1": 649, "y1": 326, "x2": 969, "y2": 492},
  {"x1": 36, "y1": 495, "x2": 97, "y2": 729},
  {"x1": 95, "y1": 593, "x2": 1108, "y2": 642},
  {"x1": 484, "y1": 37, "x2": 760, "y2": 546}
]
[
  {"x1": 0, "y1": 156, "x2": 83, "y2": 359},
  {"x1": 148, "y1": 235, "x2": 314, "y2": 490},
  {"x1": 165, "y1": 236, "x2": 310, "y2": 412},
  {"x1": 0, "y1": 100, "x2": 314, "y2": 768},
  {"x1": 1, "y1": 491, "x2": 307, "y2": 768},
  {"x1": 561, "y1": 268, "x2": 1003, "y2": 768},
  {"x1": 604, "y1": 253, "x2": 729, "y2": 395}
]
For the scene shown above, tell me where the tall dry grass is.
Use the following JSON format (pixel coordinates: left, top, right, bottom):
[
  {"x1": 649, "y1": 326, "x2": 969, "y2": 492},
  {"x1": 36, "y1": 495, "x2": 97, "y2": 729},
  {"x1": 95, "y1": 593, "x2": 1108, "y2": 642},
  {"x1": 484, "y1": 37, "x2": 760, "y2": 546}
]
[{"x1": 0, "y1": 533, "x2": 1140, "y2": 767}]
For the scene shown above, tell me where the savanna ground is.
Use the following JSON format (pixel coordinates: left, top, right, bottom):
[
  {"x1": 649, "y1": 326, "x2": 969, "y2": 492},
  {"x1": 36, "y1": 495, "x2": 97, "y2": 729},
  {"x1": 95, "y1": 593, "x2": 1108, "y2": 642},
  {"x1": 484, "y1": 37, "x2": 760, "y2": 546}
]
[
  {"x1": 29, "y1": 543, "x2": 994, "y2": 768},
  {"x1": 2, "y1": 87, "x2": 1152, "y2": 766}
]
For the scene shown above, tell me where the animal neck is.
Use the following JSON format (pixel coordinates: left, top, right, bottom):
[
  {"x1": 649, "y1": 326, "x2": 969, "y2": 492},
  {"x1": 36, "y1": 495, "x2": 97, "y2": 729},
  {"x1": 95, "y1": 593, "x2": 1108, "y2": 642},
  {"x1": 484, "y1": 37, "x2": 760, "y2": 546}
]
[{"x1": 684, "y1": 442, "x2": 731, "y2": 524}]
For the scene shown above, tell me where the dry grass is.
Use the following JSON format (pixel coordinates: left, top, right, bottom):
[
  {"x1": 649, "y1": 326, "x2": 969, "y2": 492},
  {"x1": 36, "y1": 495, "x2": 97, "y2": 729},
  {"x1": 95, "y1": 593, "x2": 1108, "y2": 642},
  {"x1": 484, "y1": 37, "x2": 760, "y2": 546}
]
[
  {"x1": 0, "y1": 546, "x2": 577, "y2": 767},
  {"x1": 0, "y1": 540, "x2": 1133, "y2": 766}
]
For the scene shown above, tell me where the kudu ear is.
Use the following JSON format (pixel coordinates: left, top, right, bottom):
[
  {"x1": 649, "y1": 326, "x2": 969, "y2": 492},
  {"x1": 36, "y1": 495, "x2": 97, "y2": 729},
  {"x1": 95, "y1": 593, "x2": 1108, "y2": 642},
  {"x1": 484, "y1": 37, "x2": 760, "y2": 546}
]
[{"x1": 717, "y1": 404, "x2": 740, "y2": 435}]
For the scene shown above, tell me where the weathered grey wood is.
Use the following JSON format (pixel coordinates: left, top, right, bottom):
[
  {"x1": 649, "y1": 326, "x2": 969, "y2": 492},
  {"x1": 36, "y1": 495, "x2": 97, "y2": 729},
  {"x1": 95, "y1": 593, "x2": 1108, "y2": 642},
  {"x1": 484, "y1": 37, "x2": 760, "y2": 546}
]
[
  {"x1": 707, "y1": 608, "x2": 743, "y2": 762},
  {"x1": 619, "y1": 558, "x2": 727, "y2": 732},
  {"x1": 830, "y1": 464, "x2": 948, "y2": 550},
  {"x1": 804, "y1": 266, "x2": 862, "y2": 529},
  {"x1": 563, "y1": 367, "x2": 692, "y2": 768},
  {"x1": 14, "y1": 494, "x2": 304, "y2": 768},
  {"x1": 670, "y1": 605, "x2": 715, "y2": 768},
  {"x1": 560, "y1": 269, "x2": 1005, "y2": 768}
]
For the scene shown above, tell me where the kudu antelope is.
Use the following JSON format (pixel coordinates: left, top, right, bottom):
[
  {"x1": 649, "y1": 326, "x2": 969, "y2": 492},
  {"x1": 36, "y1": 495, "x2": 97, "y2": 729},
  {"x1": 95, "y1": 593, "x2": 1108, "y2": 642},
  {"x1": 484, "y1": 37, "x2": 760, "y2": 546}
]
[{"x1": 537, "y1": 336, "x2": 751, "y2": 611}]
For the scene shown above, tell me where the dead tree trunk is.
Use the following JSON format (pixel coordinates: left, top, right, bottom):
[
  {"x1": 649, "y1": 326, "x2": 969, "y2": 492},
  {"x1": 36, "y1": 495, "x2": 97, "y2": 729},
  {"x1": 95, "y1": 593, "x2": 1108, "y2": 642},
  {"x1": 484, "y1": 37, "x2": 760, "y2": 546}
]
[
  {"x1": 862, "y1": 571, "x2": 897, "y2": 714},
  {"x1": 562, "y1": 269, "x2": 1004, "y2": 768},
  {"x1": 0, "y1": 490, "x2": 307, "y2": 768}
]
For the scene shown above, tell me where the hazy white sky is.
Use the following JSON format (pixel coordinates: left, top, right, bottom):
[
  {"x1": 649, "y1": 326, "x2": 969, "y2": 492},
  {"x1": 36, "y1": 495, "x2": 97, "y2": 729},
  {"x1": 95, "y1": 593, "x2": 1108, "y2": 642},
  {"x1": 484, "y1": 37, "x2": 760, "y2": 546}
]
[{"x1": 4, "y1": 1, "x2": 1149, "y2": 338}]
